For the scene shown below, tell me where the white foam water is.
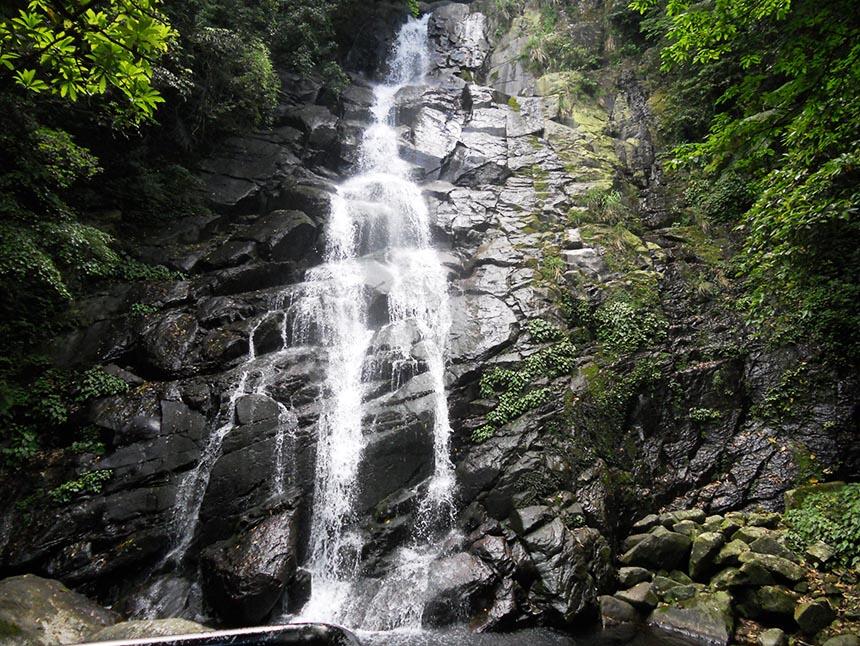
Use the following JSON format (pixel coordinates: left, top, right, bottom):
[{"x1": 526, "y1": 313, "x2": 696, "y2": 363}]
[{"x1": 295, "y1": 15, "x2": 457, "y2": 630}]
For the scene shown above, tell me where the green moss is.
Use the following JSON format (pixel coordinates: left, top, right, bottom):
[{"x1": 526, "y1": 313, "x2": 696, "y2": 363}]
[
  {"x1": 507, "y1": 95, "x2": 521, "y2": 112},
  {"x1": 0, "y1": 619, "x2": 22, "y2": 637}
]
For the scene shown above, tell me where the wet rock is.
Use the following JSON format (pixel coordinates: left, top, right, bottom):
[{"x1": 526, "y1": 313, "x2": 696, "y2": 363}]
[
  {"x1": 794, "y1": 599, "x2": 836, "y2": 635},
  {"x1": 617, "y1": 566, "x2": 652, "y2": 588},
  {"x1": 619, "y1": 526, "x2": 692, "y2": 570},
  {"x1": 737, "y1": 585, "x2": 797, "y2": 620},
  {"x1": 622, "y1": 533, "x2": 650, "y2": 552},
  {"x1": 471, "y1": 535, "x2": 514, "y2": 575},
  {"x1": 200, "y1": 509, "x2": 299, "y2": 624},
  {"x1": 241, "y1": 210, "x2": 318, "y2": 261},
  {"x1": 0, "y1": 575, "x2": 118, "y2": 645},
  {"x1": 88, "y1": 619, "x2": 209, "y2": 641},
  {"x1": 600, "y1": 595, "x2": 639, "y2": 627},
  {"x1": 140, "y1": 312, "x2": 199, "y2": 376},
  {"x1": 509, "y1": 505, "x2": 551, "y2": 535},
  {"x1": 422, "y1": 552, "x2": 496, "y2": 627},
  {"x1": 522, "y1": 519, "x2": 610, "y2": 623},
  {"x1": 615, "y1": 582, "x2": 657, "y2": 611},
  {"x1": 689, "y1": 532, "x2": 725, "y2": 580},
  {"x1": 649, "y1": 591, "x2": 733, "y2": 646},
  {"x1": 235, "y1": 394, "x2": 280, "y2": 425},
  {"x1": 737, "y1": 552, "x2": 805, "y2": 583}
]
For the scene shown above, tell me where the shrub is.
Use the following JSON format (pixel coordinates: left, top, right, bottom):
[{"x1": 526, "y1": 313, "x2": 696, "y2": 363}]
[
  {"x1": 785, "y1": 483, "x2": 860, "y2": 569},
  {"x1": 594, "y1": 298, "x2": 666, "y2": 356},
  {"x1": 689, "y1": 407, "x2": 722, "y2": 423},
  {"x1": 48, "y1": 470, "x2": 113, "y2": 504}
]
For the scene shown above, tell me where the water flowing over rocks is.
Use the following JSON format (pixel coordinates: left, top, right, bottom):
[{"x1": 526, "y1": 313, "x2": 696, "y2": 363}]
[{"x1": 0, "y1": 0, "x2": 856, "y2": 641}]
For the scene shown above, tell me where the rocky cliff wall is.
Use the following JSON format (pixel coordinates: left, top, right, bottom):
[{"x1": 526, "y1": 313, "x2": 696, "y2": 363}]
[{"x1": 0, "y1": 0, "x2": 855, "y2": 634}]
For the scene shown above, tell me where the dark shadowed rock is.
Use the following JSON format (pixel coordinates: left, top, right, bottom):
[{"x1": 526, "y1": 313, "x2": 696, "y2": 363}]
[
  {"x1": 600, "y1": 595, "x2": 639, "y2": 627},
  {"x1": 620, "y1": 526, "x2": 692, "y2": 570},
  {"x1": 794, "y1": 599, "x2": 836, "y2": 635},
  {"x1": 200, "y1": 509, "x2": 299, "y2": 625}
]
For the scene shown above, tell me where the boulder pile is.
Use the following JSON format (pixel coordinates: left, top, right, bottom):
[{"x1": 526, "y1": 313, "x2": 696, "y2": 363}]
[{"x1": 602, "y1": 509, "x2": 859, "y2": 645}]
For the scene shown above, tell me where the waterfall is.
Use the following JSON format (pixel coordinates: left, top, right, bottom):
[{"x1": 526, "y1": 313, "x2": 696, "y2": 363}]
[{"x1": 295, "y1": 16, "x2": 457, "y2": 629}]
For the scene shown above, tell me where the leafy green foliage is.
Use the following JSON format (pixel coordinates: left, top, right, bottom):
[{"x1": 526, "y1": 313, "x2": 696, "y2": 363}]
[
  {"x1": 474, "y1": 340, "x2": 576, "y2": 442},
  {"x1": 632, "y1": 0, "x2": 860, "y2": 359},
  {"x1": 785, "y1": 483, "x2": 860, "y2": 568},
  {"x1": 750, "y1": 364, "x2": 808, "y2": 421},
  {"x1": 0, "y1": 361, "x2": 127, "y2": 469},
  {"x1": 526, "y1": 318, "x2": 565, "y2": 343},
  {"x1": 74, "y1": 368, "x2": 129, "y2": 403},
  {"x1": 594, "y1": 297, "x2": 666, "y2": 356},
  {"x1": 689, "y1": 407, "x2": 721, "y2": 423},
  {"x1": 186, "y1": 26, "x2": 279, "y2": 137},
  {"x1": 0, "y1": 0, "x2": 174, "y2": 120},
  {"x1": 47, "y1": 469, "x2": 112, "y2": 504},
  {"x1": 523, "y1": 6, "x2": 600, "y2": 74}
]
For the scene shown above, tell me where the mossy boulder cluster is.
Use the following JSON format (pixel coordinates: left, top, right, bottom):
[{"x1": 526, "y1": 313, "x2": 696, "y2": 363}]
[{"x1": 602, "y1": 505, "x2": 859, "y2": 645}]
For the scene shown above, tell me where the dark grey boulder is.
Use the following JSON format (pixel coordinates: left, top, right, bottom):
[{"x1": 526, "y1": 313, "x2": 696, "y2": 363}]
[
  {"x1": 619, "y1": 526, "x2": 692, "y2": 570},
  {"x1": 615, "y1": 582, "x2": 657, "y2": 611},
  {"x1": 794, "y1": 599, "x2": 836, "y2": 635},
  {"x1": 200, "y1": 509, "x2": 299, "y2": 624},
  {"x1": 240, "y1": 209, "x2": 318, "y2": 262},
  {"x1": 600, "y1": 595, "x2": 639, "y2": 627},
  {"x1": 617, "y1": 566, "x2": 652, "y2": 588},
  {"x1": 422, "y1": 552, "x2": 496, "y2": 627},
  {"x1": 235, "y1": 394, "x2": 281, "y2": 425}
]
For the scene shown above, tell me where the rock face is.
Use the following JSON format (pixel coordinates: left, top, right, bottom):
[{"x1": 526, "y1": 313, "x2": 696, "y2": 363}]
[
  {"x1": 0, "y1": 0, "x2": 856, "y2": 637},
  {"x1": 0, "y1": 575, "x2": 118, "y2": 645}
]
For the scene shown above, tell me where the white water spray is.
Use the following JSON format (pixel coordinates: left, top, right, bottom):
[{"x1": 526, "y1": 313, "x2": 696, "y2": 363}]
[{"x1": 296, "y1": 16, "x2": 456, "y2": 628}]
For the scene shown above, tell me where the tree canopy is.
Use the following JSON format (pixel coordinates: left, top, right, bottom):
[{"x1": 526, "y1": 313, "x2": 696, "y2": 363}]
[
  {"x1": 0, "y1": 0, "x2": 175, "y2": 119},
  {"x1": 633, "y1": 0, "x2": 860, "y2": 359}
]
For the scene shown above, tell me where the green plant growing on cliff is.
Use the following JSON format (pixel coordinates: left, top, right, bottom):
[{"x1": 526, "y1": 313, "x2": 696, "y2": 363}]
[
  {"x1": 527, "y1": 319, "x2": 565, "y2": 343},
  {"x1": 750, "y1": 364, "x2": 809, "y2": 422},
  {"x1": 631, "y1": 0, "x2": 860, "y2": 360},
  {"x1": 73, "y1": 368, "x2": 129, "y2": 403},
  {"x1": 689, "y1": 407, "x2": 721, "y2": 423},
  {"x1": 594, "y1": 297, "x2": 666, "y2": 357},
  {"x1": 47, "y1": 469, "x2": 113, "y2": 505},
  {"x1": 784, "y1": 483, "x2": 860, "y2": 568},
  {"x1": 473, "y1": 340, "x2": 576, "y2": 442}
]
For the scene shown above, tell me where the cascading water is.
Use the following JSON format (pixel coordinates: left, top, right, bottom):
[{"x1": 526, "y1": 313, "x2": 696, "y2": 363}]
[{"x1": 294, "y1": 16, "x2": 457, "y2": 630}]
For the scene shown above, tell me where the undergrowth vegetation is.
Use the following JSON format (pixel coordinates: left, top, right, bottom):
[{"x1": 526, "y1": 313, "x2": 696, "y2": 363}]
[{"x1": 785, "y1": 483, "x2": 860, "y2": 569}]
